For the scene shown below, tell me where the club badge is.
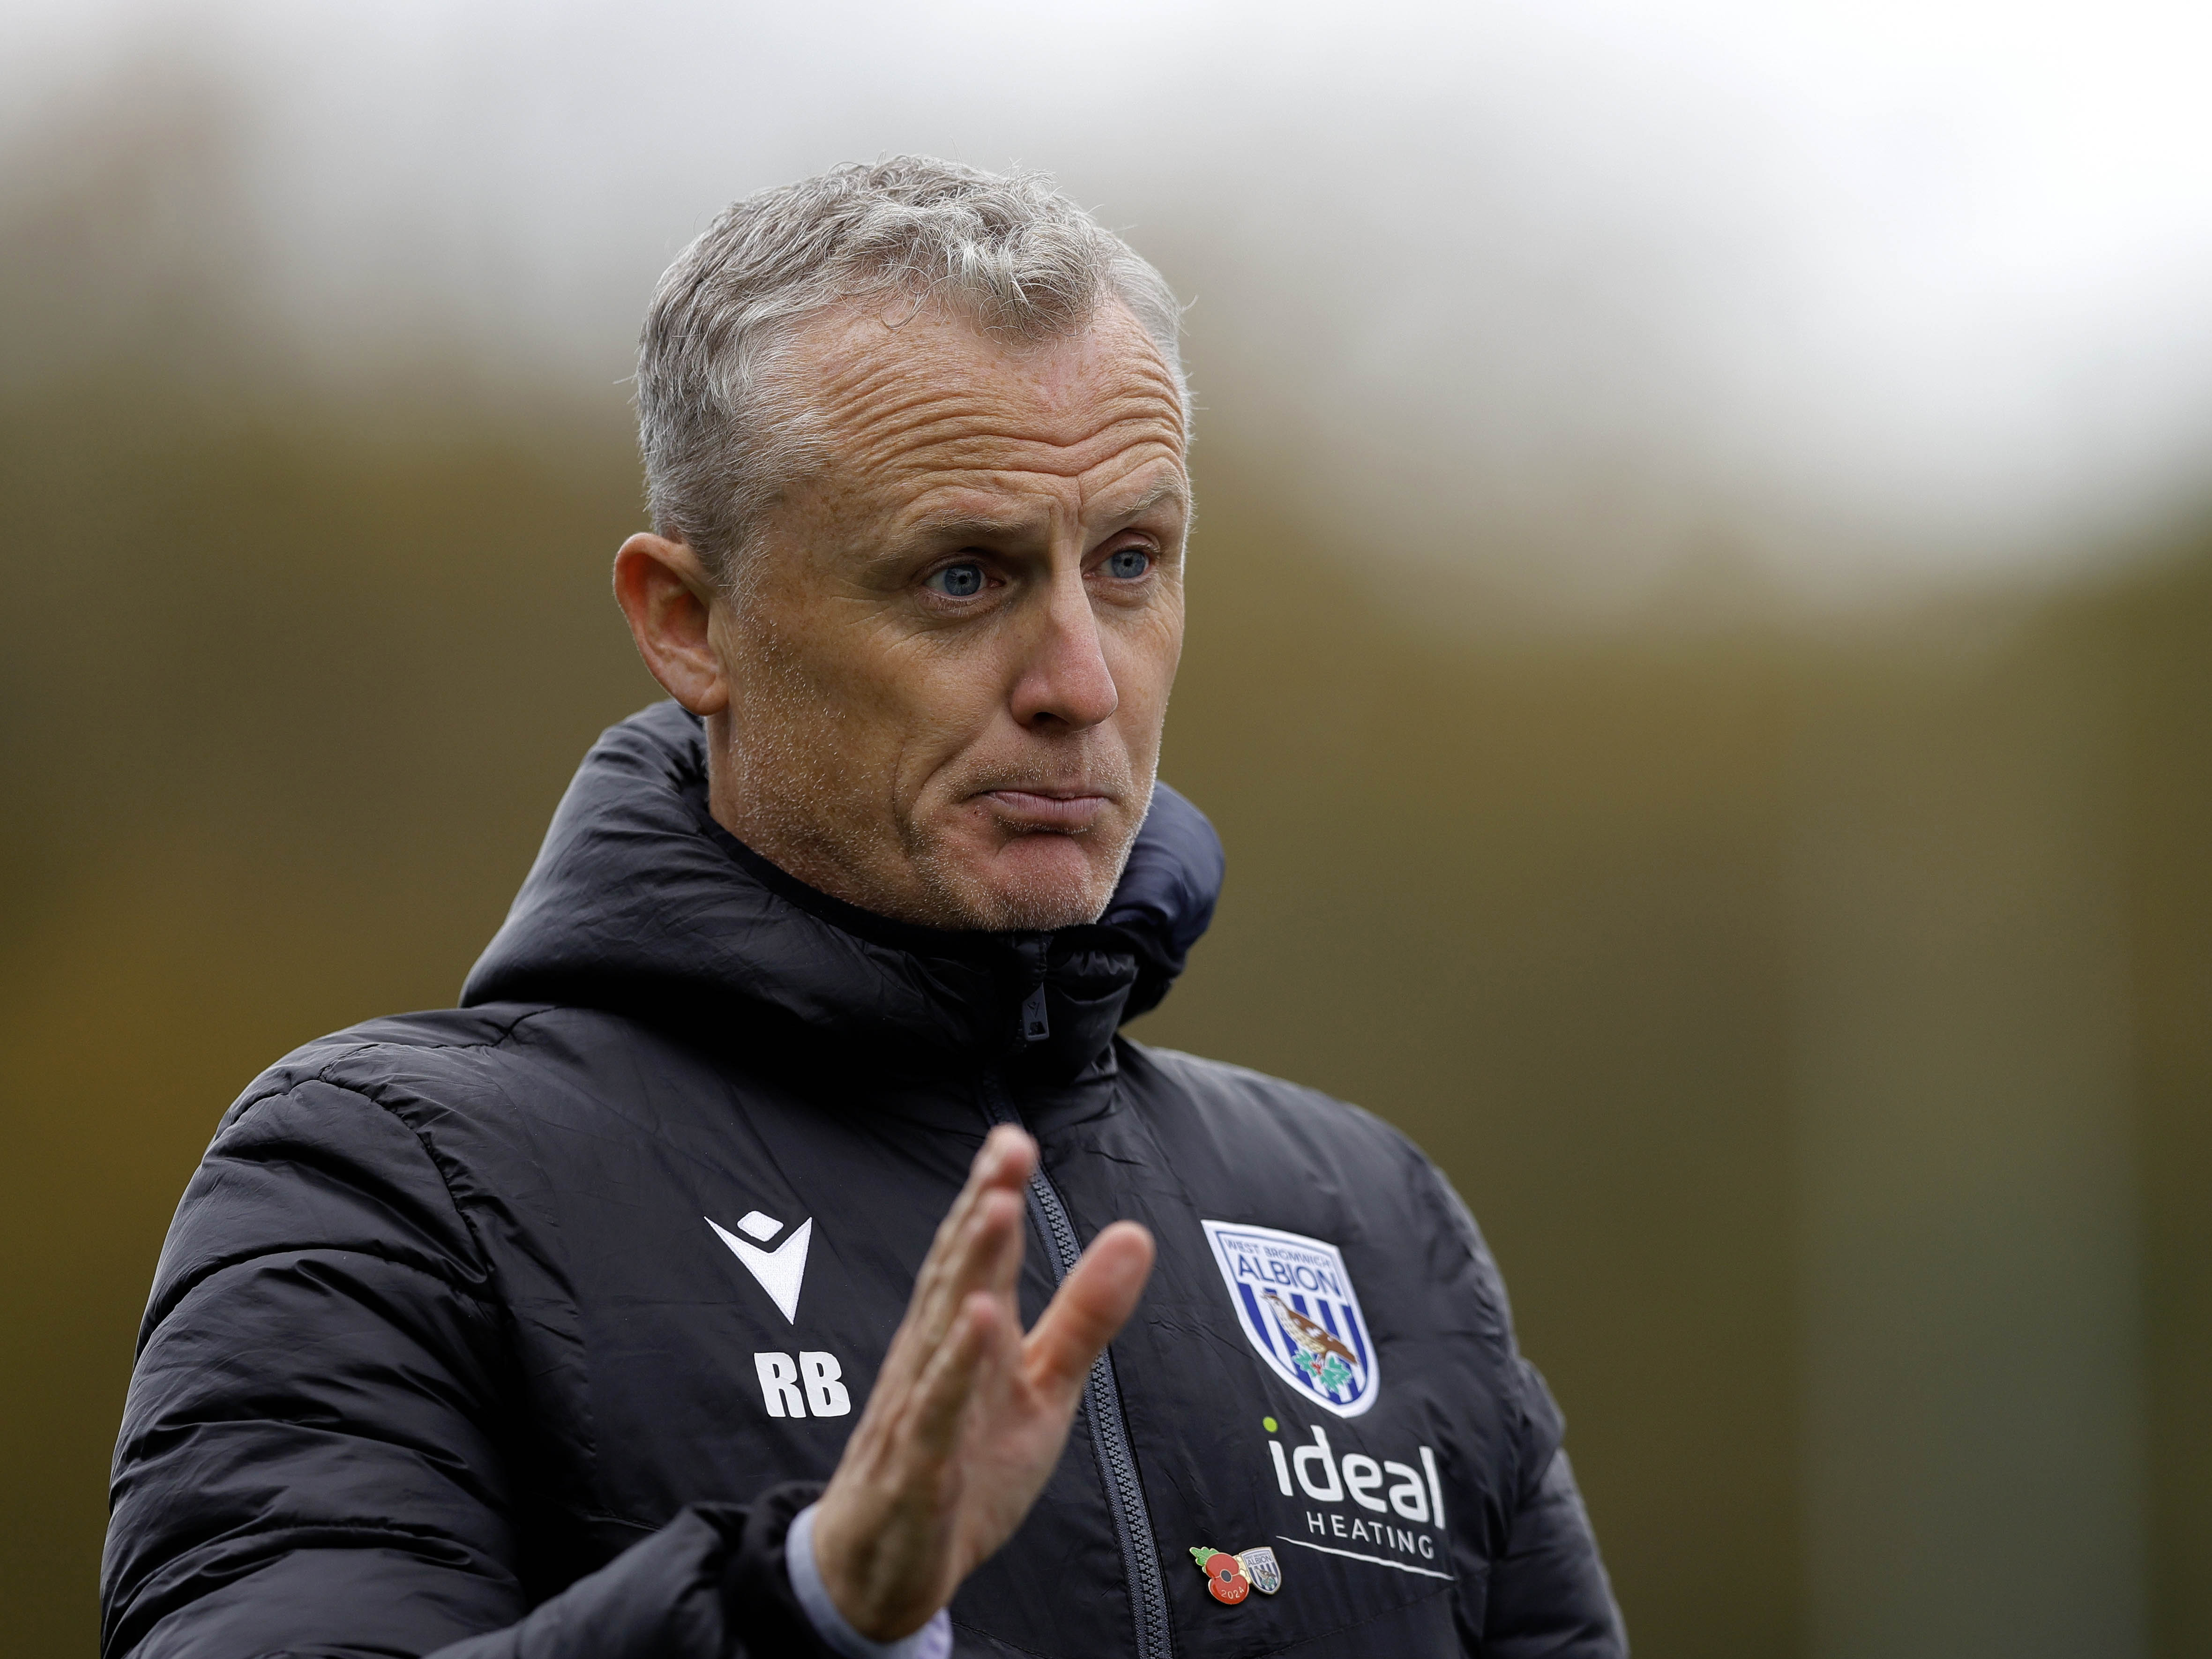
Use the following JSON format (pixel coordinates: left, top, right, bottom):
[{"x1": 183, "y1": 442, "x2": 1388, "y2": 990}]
[
  {"x1": 1200, "y1": 1219, "x2": 1379, "y2": 1417},
  {"x1": 1189, "y1": 1545, "x2": 1283, "y2": 1604}
]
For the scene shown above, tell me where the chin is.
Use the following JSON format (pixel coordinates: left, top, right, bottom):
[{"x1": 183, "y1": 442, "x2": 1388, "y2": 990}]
[{"x1": 917, "y1": 832, "x2": 1125, "y2": 932}]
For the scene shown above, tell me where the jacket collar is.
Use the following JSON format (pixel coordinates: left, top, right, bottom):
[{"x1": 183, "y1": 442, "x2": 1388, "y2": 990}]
[{"x1": 461, "y1": 701, "x2": 1223, "y2": 1081}]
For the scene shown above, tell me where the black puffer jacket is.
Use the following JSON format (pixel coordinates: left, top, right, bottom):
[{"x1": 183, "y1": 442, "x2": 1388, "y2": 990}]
[{"x1": 103, "y1": 702, "x2": 1626, "y2": 1659}]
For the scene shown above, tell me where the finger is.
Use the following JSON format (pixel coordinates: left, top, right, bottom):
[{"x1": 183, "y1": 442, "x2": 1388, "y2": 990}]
[
  {"x1": 883, "y1": 1129, "x2": 1035, "y2": 1373},
  {"x1": 887, "y1": 1185, "x2": 1024, "y2": 1381},
  {"x1": 811, "y1": 1291, "x2": 1009, "y2": 1641},
  {"x1": 978, "y1": 1175, "x2": 1028, "y2": 1304},
  {"x1": 907, "y1": 1289, "x2": 1004, "y2": 1464},
  {"x1": 914, "y1": 1128, "x2": 1032, "y2": 1293},
  {"x1": 1024, "y1": 1220, "x2": 1154, "y2": 1397},
  {"x1": 916, "y1": 1128, "x2": 1034, "y2": 1298}
]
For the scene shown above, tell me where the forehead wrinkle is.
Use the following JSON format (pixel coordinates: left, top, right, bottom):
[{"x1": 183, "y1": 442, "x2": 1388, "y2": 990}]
[
  {"x1": 805, "y1": 325, "x2": 1186, "y2": 481},
  {"x1": 830, "y1": 375, "x2": 1183, "y2": 478},
  {"x1": 807, "y1": 297, "x2": 1181, "y2": 403},
  {"x1": 849, "y1": 432, "x2": 1183, "y2": 531}
]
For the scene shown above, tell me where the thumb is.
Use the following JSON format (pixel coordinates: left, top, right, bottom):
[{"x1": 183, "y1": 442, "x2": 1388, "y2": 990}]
[{"x1": 1024, "y1": 1221, "x2": 1154, "y2": 1397}]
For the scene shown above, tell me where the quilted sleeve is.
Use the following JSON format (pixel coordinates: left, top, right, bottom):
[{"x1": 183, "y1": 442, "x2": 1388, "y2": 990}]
[
  {"x1": 1419, "y1": 1163, "x2": 1628, "y2": 1657},
  {"x1": 1480, "y1": 1432, "x2": 1628, "y2": 1657}
]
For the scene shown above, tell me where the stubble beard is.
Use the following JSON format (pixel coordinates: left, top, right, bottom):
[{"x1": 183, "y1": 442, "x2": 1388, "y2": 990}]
[
  {"x1": 904, "y1": 770, "x2": 1156, "y2": 933},
  {"x1": 719, "y1": 623, "x2": 1158, "y2": 932}
]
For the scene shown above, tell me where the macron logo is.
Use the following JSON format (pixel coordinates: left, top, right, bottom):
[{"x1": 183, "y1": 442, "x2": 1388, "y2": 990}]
[{"x1": 707, "y1": 1210, "x2": 814, "y2": 1323}]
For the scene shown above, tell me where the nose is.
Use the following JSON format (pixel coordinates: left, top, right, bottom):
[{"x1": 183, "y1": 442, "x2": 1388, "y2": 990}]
[{"x1": 1009, "y1": 564, "x2": 1119, "y2": 732}]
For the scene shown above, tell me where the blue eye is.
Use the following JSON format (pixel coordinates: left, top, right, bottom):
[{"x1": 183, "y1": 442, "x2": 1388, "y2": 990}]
[
  {"x1": 1106, "y1": 548, "x2": 1152, "y2": 579},
  {"x1": 927, "y1": 562, "x2": 985, "y2": 598}
]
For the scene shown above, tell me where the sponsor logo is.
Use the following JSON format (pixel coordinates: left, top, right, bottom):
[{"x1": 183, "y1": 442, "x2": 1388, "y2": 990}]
[
  {"x1": 1283, "y1": 1514, "x2": 1450, "y2": 1580},
  {"x1": 708, "y1": 1209, "x2": 813, "y2": 1323},
  {"x1": 1202, "y1": 1220, "x2": 1379, "y2": 1416},
  {"x1": 1262, "y1": 1417, "x2": 1451, "y2": 1581},
  {"x1": 708, "y1": 1212, "x2": 847, "y2": 1419}
]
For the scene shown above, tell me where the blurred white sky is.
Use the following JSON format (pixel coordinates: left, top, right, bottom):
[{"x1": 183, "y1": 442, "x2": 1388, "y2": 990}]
[{"x1": 9, "y1": 0, "x2": 2212, "y2": 610}]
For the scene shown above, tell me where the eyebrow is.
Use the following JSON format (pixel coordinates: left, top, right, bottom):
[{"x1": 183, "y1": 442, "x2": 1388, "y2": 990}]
[
  {"x1": 1109, "y1": 473, "x2": 1190, "y2": 523},
  {"x1": 903, "y1": 474, "x2": 1189, "y2": 545}
]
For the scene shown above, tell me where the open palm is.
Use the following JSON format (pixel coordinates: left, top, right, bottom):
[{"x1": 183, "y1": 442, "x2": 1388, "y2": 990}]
[{"x1": 809, "y1": 1126, "x2": 1155, "y2": 1641}]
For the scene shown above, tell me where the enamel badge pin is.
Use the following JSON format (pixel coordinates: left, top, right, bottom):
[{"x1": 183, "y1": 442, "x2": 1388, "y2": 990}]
[{"x1": 1189, "y1": 1545, "x2": 1283, "y2": 1604}]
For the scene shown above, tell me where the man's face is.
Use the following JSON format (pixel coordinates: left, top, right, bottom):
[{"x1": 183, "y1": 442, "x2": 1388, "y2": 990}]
[{"x1": 695, "y1": 299, "x2": 1188, "y2": 930}]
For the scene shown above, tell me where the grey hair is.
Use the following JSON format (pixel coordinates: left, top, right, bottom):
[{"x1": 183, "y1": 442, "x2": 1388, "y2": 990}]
[{"x1": 636, "y1": 155, "x2": 1189, "y2": 585}]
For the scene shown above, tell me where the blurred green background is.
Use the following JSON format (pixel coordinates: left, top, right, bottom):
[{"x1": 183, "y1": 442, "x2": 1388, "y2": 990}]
[{"x1": 7, "y1": 12, "x2": 2212, "y2": 1659}]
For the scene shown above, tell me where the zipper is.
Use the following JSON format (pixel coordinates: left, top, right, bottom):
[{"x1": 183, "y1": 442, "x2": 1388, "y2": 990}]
[{"x1": 981, "y1": 1066, "x2": 1173, "y2": 1659}]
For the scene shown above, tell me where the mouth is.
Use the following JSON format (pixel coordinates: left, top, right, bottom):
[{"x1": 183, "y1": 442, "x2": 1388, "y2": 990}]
[{"x1": 976, "y1": 788, "x2": 1116, "y2": 833}]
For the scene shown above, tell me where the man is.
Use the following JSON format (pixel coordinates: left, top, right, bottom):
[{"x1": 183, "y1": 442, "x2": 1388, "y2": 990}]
[{"x1": 102, "y1": 157, "x2": 1625, "y2": 1659}]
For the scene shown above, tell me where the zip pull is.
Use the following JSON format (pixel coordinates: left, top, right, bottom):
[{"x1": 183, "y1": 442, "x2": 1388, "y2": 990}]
[
  {"x1": 1015, "y1": 934, "x2": 1050, "y2": 1045},
  {"x1": 1020, "y1": 983, "x2": 1050, "y2": 1044}
]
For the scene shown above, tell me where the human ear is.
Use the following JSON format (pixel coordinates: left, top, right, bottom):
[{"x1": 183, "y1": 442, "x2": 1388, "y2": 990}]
[{"x1": 612, "y1": 533, "x2": 729, "y2": 715}]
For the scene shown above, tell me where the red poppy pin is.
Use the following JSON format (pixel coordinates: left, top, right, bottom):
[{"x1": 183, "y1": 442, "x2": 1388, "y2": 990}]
[{"x1": 1188, "y1": 1545, "x2": 1282, "y2": 1604}]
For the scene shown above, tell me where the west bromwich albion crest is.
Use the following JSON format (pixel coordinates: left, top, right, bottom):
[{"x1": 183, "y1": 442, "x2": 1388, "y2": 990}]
[{"x1": 1201, "y1": 1220, "x2": 1379, "y2": 1417}]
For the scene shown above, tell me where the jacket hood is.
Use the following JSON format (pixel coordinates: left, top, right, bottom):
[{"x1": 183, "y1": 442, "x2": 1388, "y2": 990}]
[{"x1": 461, "y1": 701, "x2": 1223, "y2": 1077}]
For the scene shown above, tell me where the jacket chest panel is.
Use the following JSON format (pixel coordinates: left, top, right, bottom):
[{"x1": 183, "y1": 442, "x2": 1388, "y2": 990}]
[
  {"x1": 1025, "y1": 1106, "x2": 1506, "y2": 1652},
  {"x1": 531, "y1": 1112, "x2": 976, "y2": 1516},
  {"x1": 1097, "y1": 1236, "x2": 1491, "y2": 1650},
  {"x1": 491, "y1": 1081, "x2": 1499, "y2": 1655}
]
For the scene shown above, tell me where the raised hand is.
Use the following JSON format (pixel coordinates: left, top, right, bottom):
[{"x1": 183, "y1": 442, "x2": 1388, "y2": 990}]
[{"x1": 807, "y1": 1125, "x2": 1155, "y2": 1641}]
